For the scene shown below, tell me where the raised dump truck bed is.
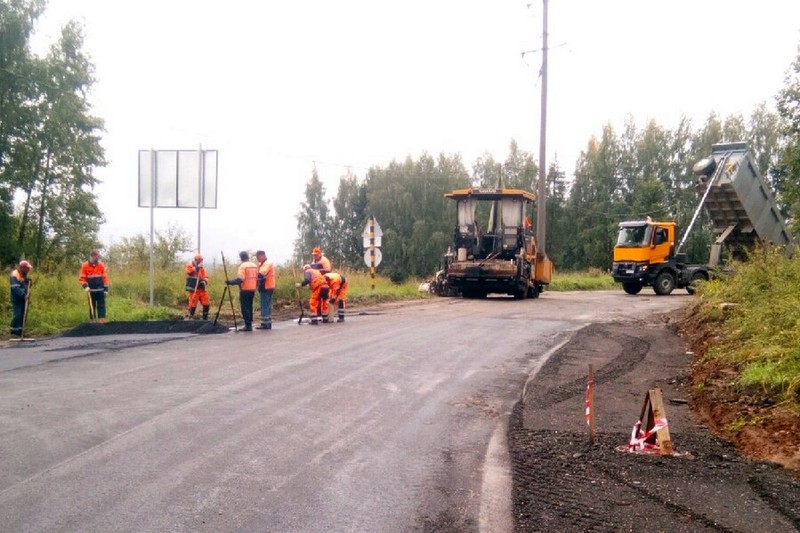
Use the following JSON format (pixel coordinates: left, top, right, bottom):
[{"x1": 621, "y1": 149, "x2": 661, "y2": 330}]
[{"x1": 693, "y1": 142, "x2": 792, "y2": 264}]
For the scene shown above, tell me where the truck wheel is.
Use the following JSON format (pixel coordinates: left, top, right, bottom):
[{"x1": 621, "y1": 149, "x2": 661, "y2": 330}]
[
  {"x1": 622, "y1": 282, "x2": 643, "y2": 295},
  {"x1": 686, "y1": 272, "x2": 707, "y2": 294},
  {"x1": 514, "y1": 288, "x2": 527, "y2": 300},
  {"x1": 653, "y1": 272, "x2": 676, "y2": 295},
  {"x1": 528, "y1": 283, "x2": 541, "y2": 299}
]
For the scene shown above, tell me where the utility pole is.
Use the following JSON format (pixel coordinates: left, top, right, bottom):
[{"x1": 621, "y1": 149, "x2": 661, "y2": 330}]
[{"x1": 536, "y1": 0, "x2": 549, "y2": 254}]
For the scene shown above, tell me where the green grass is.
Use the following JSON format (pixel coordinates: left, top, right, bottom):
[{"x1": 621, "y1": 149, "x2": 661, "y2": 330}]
[
  {"x1": 690, "y1": 249, "x2": 800, "y2": 407},
  {"x1": 0, "y1": 266, "x2": 430, "y2": 339},
  {"x1": 549, "y1": 268, "x2": 619, "y2": 291}
]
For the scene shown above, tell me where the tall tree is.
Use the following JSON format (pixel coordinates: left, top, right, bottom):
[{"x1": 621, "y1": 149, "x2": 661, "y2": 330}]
[
  {"x1": 294, "y1": 166, "x2": 332, "y2": 263},
  {"x1": 0, "y1": 0, "x2": 46, "y2": 264},
  {"x1": 331, "y1": 169, "x2": 367, "y2": 268},
  {"x1": 775, "y1": 44, "x2": 800, "y2": 234},
  {"x1": 2, "y1": 16, "x2": 105, "y2": 270}
]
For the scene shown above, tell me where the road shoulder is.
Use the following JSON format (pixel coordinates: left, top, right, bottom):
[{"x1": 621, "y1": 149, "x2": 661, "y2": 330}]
[{"x1": 510, "y1": 317, "x2": 800, "y2": 532}]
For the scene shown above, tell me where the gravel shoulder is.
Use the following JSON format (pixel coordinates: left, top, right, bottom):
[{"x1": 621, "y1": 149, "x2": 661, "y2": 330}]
[{"x1": 510, "y1": 317, "x2": 800, "y2": 533}]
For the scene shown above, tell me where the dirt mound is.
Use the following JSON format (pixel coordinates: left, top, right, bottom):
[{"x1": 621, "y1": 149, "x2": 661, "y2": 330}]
[{"x1": 62, "y1": 320, "x2": 229, "y2": 337}]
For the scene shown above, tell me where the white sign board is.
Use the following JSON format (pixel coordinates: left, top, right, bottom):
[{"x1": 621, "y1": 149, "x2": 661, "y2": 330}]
[
  {"x1": 364, "y1": 248, "x2": 383, "y2": 267},
  {"x1": 361, "y1": 218, "x2": 383, "y2": 248}
]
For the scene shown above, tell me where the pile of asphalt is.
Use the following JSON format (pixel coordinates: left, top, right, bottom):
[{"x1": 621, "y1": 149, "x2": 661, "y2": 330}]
[{"x1": 62, "y1": 319, "x2": 230, "y2": 337}]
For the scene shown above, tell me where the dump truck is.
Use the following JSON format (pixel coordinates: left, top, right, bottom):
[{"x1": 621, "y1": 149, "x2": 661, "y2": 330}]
[
  {"x1": 431, "y1": 187, "x2": 553, "y2": 298},
  {"x1": 612, "y1": 142, "x2": 793, "y2": 295}
]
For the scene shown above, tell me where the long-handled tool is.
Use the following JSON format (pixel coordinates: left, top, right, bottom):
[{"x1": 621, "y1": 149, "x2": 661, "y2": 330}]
[
  {"x1": 291, "y1": 263, "x2": 305, "y2": 325},
  {"x1": 87, "y1": 289, "x2": 98, "y2": 322},
  {"x1": 220, "y1": 252, "x2": 239, "y2": 331},
  {"x1": 19, "y1": 277, "x2": 32, "y2": 340},
  {"x1": 212, "y1": 284, "x2": 229, "y2": 326},
  {"x1": 186, "y1": 266, "x2": 201, "y2": 319}
]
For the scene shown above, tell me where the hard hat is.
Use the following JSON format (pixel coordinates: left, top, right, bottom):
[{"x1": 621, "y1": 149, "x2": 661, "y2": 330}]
[
  {"x1": 255, "y1": 250, "x2": 266, "y2": 256},
  {"x1": 312, "y1": 247, "x2": 321, "y2": 255},
  {"x1": 194, "y1": 253, "x2": 203, "y2": 262},
  {"x1": 18, "y1": 260, "x2": 32, "y2": 270},
  {"x1": 303, "y1": 264, "x2": 311, "y2": 271}
]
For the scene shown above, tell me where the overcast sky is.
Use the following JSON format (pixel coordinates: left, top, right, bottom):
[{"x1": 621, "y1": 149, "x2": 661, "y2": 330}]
[{"x1": 32, "y1": 0, "x2": 800, "y2": 266}]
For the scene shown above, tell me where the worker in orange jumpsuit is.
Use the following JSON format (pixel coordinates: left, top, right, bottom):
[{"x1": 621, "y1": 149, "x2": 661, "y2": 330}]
[
  {"x1": 226, "y1": 251, "x2": 258, "y2": 331},
  {"x1": 297, "y1": 264, "x2": 330, "y2": 324},
  {"x1": 185, "y1": 253, "x2": 210, "y2": 320},
  {"x1": 324, "y1": 271, "x2": 348, "y2": 322},
  {"x1": 79, "y1": 249, "x2": 109, "y2": 323},
  {"x1": 10, "y1": 260, "x2": 32, "y2": 336},
  {"x1": 310, "y1": 247, "x2": 332, "y2": 275}
]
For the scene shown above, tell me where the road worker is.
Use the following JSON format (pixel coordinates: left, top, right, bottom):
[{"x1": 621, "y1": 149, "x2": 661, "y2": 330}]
[
  {"x1": 185, "y1": 253, "x2": 210, "y2": 320},
  {"x1": 79, "y1": 250, "x2": 109, "y2": 323},
  {"x1": 296, "y1": 264, "x2": 330, "y2": 324},
  {"x1": 225, "y1": 251, "x2": 258, "y2": 331},
  {"x1": 324, "y1": 271, "x2": 348, "y2": 323},
  {"x1": 255, "y1": 250, "x2": 275, "y2": 330},
  {"x1": 310, "y1": 247, "x2": 331, "y2": 275},
  {"x1": 9, "y1": 260, "x2": 32, "y2": 336}
]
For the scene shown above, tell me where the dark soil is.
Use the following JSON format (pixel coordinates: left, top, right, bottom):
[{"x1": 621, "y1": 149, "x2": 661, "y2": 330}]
[
  {"x1": 511, "y1": 318, "x2": 800, "y2": 532},
  {"x1": 62, "y1": 319, "x2": 229, "y2": 336}
]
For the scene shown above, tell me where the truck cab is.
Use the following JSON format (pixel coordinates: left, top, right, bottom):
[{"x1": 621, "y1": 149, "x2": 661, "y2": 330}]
[{"x1": 612, "y1": 218, "x2": 706, "y2": 295}]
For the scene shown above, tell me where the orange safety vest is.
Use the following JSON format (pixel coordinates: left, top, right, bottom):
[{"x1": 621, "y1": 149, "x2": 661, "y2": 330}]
[
  {"x1": 79, "y1": 261, "x2": 109, "y2": 290},
  {"x1": 305, "y1": 268, "x2": 328, "y2": 290},
  {"x1": 237, "y1": 261, "x2": 259, "y2": 291},
  {"x1": 185, "y1": 262, "x2": 209, "y2": 291},
  {"x1": 258, "y1": 260, "x2": 275, "y2": 290},
  {"x1": 311, "y1": 255, "x2": 331, "y2": 274}
]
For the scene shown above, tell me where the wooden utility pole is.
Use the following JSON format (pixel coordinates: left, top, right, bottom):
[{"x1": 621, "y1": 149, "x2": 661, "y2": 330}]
[{"x1": 536, "y1": 0, "x2": 549, "y2": 254}]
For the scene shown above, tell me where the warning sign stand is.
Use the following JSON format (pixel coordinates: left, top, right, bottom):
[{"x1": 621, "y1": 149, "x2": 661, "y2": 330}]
[{"x1": 627, "y1": 388, "x2": 673, "y2": 455}]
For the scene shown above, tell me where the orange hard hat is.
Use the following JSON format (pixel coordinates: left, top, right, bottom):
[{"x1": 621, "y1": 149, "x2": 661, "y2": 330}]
[
  {"x1": 18, "y1": 260, "x2": 32, "y2": 270},
  {"x1": 312, "y1": 247, "x2": 321, "y2": 255}
]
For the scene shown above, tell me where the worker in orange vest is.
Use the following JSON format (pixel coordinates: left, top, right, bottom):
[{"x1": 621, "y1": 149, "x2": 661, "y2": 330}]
[
  {"x1": 79, "y1": 249, "x2": 109, "y2": 323},
  {"x1": 225, "y1": 251, "x2": 258, "y2": 331},
  {"x1": 296, "y1": 264, "x2": 330, "y2": 324},
  {"x1": 255, "y1": 250, "x2": 275, "y2": 330},
  {"x1": 185, "y1": 253, "x2": 210, "y2": 320},
  {"x1": 324, "y1": 271, "x2": 348, "y2": 322},
  {"x1": 310, "y1": 246, "x2": 331, "y2": 275}
]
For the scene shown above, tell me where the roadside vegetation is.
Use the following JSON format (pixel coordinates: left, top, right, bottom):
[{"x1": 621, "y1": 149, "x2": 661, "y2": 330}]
[
  {"x1": 686, "y1": 249, "x2": 800, "y2": 410},
  {"x1": 1, "y1": 267, "x2": 618, "y2": 340}
]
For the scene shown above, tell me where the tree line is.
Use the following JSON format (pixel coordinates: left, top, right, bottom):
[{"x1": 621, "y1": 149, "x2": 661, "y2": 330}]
[
  {"x1": 295, "y1": 84, "x2": 800, "y2": 281},
  {"x1": 4, "y1": 1, "x2": 800, "y2": 279}
]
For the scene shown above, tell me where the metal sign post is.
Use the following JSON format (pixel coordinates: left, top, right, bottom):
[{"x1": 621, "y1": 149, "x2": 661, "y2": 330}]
[
  {"x1": 362, "y1": 216, "x2": 383, "y2": 290},
  {"x1": 138, "y1": 148, "x2": 218, "y2": 306}
]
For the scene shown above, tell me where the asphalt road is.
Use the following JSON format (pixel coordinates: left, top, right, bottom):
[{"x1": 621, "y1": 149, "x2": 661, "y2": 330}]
[{"x1": 0, "y1": 291, "x2": 688, "y2": 532}]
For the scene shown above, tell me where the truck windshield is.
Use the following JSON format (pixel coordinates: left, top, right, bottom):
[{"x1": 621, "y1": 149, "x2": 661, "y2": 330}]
[{"x1": 616, "y1": 225, "x2": 652, "y2": 247}]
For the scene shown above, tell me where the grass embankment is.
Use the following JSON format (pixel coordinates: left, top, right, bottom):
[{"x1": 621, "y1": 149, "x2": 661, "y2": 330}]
[{"x1": 686, "y1": 249, "x2": 800, "y2": 410}]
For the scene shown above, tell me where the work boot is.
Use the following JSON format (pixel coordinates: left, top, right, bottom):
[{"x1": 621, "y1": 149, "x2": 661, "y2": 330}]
[
  {"x1": 241, "y1": 325, "x2": 253, "y2": 332},
  {"x1": 202, "y1": 305, "x2": 209, "y2": 320},
  {"x1": 336, "y1": 317, "x2": 345, "y2": 323},
  {"x1": 322, "y1": 317, "x2": 330, "y2": 324},
  {"x1": 256, "y1": 324, "x2": 270, "y2": 330},
  {"x1": 310, "y1": 317, "x2": 319, "y2": 325}
]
